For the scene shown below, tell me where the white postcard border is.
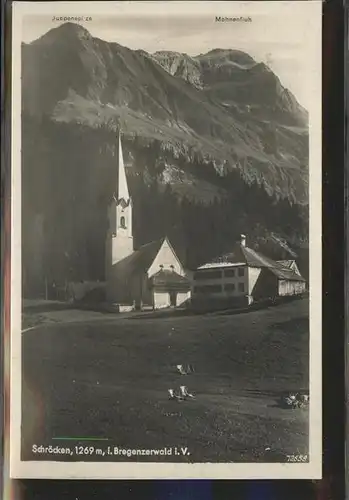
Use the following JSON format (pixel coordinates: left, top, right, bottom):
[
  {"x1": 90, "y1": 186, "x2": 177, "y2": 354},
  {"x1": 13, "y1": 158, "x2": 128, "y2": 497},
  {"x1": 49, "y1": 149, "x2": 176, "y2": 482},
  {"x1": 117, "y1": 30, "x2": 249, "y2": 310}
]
[{"x1": 10, "y1": 0, "x2": 322, "y2": 480}]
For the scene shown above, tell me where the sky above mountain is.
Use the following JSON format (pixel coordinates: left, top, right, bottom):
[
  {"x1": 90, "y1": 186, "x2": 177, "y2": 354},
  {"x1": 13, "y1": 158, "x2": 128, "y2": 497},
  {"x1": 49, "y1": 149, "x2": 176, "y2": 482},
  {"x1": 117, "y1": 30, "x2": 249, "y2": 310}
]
[{"x1": 20, "y1": 1, "x2": 320, "y2": 109}]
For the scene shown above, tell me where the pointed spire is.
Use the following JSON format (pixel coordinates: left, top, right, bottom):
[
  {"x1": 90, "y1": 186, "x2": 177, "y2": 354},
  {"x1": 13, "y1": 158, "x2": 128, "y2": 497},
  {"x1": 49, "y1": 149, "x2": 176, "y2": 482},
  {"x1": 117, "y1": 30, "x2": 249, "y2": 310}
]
[{"x1": 117, "y1": 132, "x2": 130, "y2": 203}]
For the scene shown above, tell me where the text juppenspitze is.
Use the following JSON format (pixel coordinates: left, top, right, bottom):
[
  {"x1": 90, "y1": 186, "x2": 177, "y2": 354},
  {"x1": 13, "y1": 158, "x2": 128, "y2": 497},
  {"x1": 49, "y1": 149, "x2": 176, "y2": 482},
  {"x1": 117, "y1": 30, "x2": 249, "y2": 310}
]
[{"x1": 52, "y1": 16, "x2": 92, "y2": 22}]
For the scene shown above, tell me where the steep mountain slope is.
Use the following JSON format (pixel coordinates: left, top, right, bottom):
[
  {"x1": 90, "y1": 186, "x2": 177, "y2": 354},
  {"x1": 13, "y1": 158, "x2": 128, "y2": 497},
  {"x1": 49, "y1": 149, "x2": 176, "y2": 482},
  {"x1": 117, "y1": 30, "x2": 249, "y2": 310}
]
[
  {"x1": 151, "y1": 51, "x2": 204, "y2": 88},
  {"x1": 153, "y1": 48, "x2": 308, "y2": 127},
  {"x1": 22, "y1": 22, "x2": 308, "y2": 204}
]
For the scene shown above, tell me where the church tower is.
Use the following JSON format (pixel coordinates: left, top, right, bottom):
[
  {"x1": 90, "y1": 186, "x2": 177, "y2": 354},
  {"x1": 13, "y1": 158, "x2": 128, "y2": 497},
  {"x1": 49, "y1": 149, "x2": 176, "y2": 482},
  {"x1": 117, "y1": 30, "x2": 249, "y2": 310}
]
[{"x1": 105, "y1": 133, "x2": 134, "y2": 287}]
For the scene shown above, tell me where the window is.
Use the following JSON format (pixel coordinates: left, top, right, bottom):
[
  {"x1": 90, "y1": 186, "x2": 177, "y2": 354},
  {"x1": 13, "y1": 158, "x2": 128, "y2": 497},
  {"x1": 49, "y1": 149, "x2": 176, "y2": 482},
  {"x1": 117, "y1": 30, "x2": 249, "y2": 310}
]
[
  {"x1": 224, "y1": 269, "x2": 236, "y2": 278},
  {"x1": 238, "y1": 267, "x2": 245, "y2": 277},
  {"x1": 238, "y1": 282, "x2": 245, "y2": 292},
  {"x1": 120, "y1": 216, "x2": 126, "y2": 229},
  {"x1": 194, "y1": 270, "x2": 222, "y2": 280},
  {"x1": 224, "y1": 283, "x2": 235, "y2": 291},
  {"x1": 194, "y1": 284, "x2": 222, "y2": 294}
]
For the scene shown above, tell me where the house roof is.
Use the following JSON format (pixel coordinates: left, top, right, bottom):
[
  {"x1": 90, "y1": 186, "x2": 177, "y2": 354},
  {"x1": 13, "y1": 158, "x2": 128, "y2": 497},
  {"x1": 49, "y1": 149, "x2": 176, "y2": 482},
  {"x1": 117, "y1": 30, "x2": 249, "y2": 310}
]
[
  {"x1": 198, "y1": 243, "x2": 305, "y2": 282},
  {"x1": 151, "y1": 269, "x2": 190, "y2": 289},
  {"x1": 198, "y1": 244, "x2": 249, "y2": 269},
  {"x1": 113, "y1": 238, "x2": 164, "y2": 276},
  {"x1": 277, "y1": 260, "x2": 295, "y2": 269}
]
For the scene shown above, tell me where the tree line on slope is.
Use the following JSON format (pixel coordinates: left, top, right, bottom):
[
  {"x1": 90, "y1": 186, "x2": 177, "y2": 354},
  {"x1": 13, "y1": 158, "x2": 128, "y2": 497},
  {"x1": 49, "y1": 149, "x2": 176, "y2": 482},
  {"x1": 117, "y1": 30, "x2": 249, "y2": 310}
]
[{"x1": 21, "y1": 116, "x2": 308, "y2": 297}]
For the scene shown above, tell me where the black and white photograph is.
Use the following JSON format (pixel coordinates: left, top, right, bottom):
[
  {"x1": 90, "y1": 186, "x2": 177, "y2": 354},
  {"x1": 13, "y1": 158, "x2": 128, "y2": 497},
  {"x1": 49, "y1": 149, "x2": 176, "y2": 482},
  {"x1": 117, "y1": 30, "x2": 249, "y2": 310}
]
[{"x1": 10, "y1": 1, "x2": 322, "y2": 479}]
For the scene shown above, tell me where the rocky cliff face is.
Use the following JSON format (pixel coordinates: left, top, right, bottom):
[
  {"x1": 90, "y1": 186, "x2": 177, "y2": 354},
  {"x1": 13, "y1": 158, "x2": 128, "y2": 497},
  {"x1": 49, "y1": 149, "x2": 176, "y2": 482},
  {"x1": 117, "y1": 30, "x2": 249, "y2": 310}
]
[
  {"x1": 151, "y1": 51, "x2": 204, "y2": 88},
  {"x1": 21, "y1": 23, "x2": 309, "y2": 293},
  {"x1": 153, "y1": 49, "x2": 308, "y2": 128}
]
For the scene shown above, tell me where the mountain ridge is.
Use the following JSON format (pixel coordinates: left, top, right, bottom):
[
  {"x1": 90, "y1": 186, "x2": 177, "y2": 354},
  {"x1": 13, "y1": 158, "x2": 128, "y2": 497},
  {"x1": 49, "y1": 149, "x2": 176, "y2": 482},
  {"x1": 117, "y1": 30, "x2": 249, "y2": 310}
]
[
  {"x1": 22, "y1": 22, "x2": 309, "y2": 205},
  {"x1": 151, "y1": 49, "x2": 307, "y2": 125}
]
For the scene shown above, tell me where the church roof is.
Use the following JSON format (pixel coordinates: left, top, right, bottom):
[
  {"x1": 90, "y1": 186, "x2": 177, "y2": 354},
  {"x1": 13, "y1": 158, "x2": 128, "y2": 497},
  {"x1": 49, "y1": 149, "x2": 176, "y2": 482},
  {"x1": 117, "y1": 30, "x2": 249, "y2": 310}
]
[
  {"x1": 113, "y1": 238, "x2": 164, "y2": 276},
  {"x1": 198, "y1": 243, "x2": 305, "y2": 282}
]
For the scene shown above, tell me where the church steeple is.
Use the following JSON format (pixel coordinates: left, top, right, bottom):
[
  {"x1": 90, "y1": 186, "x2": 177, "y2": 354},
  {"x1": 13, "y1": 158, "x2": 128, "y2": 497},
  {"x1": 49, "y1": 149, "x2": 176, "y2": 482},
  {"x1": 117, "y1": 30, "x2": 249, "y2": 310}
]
[
  {"x1": 105, "y1": 132, "x2": 134, "y2": 278},
  {"x1": 116, "y1": 133, "x2": 130, "y2": 204}
]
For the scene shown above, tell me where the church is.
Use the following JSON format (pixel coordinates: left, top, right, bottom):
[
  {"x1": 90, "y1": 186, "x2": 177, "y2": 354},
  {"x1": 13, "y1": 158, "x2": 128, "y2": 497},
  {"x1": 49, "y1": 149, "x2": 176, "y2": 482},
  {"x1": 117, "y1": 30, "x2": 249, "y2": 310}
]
[{"x1": 105, "y1": 134, "x2": 191, "y2": 310}]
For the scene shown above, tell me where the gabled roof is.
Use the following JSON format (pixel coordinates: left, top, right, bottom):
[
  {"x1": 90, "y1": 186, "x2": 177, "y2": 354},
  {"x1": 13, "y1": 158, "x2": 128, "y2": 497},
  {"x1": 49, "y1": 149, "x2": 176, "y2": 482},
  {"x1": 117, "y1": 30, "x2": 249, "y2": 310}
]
[
  {"x1": 113, "y1": 238, "x2": 164, "y2": 276},
  {"x1": 242, "y1": 247, "x2": 304, "y2": 281},
  {"x1": 198, "y1": 243, "x2": 305, "y2": 282},
  {"x1": 113, "y1": 237, "x2": 185, "y2": 278},
  {"x1": 151, "y1": 269, "x2": 190, "y2": 288},
  {"x1": 277, "y1": 260, "x2": 296, "y2": 269}
]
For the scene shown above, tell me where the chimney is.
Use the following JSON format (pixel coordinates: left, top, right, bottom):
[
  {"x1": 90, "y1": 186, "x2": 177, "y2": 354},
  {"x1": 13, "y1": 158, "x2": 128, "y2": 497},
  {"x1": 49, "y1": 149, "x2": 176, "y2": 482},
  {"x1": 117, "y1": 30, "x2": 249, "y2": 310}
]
[{"x1": 240, "y1": 234, "x2": 246, "y2": 247}]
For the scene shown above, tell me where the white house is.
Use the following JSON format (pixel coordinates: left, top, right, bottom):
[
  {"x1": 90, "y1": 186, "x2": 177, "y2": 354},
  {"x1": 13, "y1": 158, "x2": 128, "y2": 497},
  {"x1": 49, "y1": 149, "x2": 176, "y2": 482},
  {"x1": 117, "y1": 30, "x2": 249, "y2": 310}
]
[{"x1": 191, "y1": 234, "x2": 306, "y2": 310}]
